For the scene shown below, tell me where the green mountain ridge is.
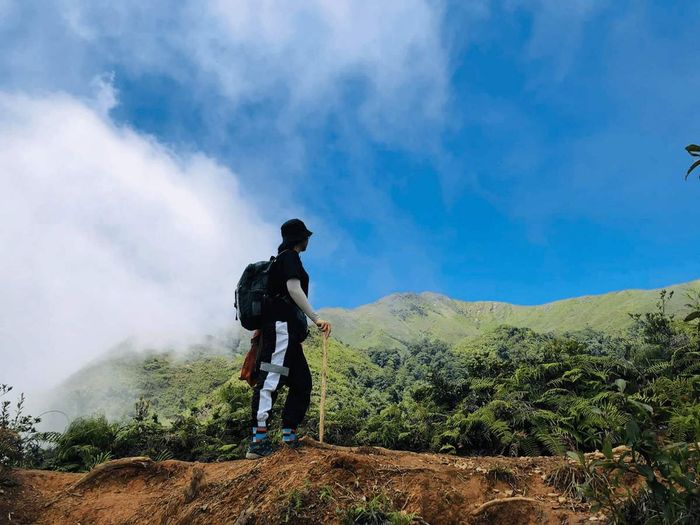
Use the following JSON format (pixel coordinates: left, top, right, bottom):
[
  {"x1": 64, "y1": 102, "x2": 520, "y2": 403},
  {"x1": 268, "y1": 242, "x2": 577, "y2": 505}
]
[{"x1": 320, "y1": 279, "x2": 700, "y2": 350}]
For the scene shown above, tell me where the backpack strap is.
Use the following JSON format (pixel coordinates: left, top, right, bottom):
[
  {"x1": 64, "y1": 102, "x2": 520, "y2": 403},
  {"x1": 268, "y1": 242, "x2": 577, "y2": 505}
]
[
  {"x1": 270, "y1": 248, "x2": 293, "y2": 261},
  {"x1": 267, "y1": 249, "x2": 294, "y2": 300}
]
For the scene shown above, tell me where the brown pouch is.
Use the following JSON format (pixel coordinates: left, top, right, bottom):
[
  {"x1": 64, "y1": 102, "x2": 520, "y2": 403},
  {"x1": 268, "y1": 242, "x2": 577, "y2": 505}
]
[{"x1": 239, "y1": 329, "x2": 262, "y2": 387}]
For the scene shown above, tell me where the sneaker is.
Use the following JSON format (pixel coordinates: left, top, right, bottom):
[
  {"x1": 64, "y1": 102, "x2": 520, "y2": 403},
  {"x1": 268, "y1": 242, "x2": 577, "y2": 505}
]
[{"x1": 245, "y1": 439, "x2": 277, "y2": 460}]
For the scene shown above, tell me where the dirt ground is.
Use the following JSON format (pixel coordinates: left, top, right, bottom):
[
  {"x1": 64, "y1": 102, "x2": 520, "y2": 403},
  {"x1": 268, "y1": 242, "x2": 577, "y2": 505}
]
[{"x1": 0, "y1": 439, "x2": 604, "y2": 524}]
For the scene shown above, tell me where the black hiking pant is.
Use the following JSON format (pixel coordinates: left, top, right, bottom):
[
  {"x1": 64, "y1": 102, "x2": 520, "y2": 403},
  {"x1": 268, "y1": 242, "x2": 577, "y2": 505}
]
[{"x1": 250, "y1": 320, "x2": 312, "y2": 429}]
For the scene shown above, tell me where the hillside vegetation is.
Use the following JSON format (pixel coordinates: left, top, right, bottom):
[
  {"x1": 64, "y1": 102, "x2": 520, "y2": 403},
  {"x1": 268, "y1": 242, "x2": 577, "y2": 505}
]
[{"x1": 3, "y1": 283, "x2": 699, "y2": 523}]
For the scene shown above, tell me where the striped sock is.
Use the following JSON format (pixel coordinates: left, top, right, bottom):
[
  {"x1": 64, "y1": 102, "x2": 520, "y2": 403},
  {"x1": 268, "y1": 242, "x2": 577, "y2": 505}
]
[
  {"x1": 252, "y1": 426, "x2": 268, "y2": 443},
  {"x1": 282, "y1": 427, "x2": 297, "y2": 443}
]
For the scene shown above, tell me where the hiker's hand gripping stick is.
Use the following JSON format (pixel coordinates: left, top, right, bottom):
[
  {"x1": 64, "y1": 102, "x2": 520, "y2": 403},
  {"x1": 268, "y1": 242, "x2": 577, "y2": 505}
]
[{"x1": 315, "y1": 319, "x2": 332, "y2": 336}]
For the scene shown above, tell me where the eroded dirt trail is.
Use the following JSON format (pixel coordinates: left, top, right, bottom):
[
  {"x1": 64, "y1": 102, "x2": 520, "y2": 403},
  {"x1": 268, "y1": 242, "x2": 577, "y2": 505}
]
[{"x1": 1, "y1": 439, "x2": 599, "y2": 524}]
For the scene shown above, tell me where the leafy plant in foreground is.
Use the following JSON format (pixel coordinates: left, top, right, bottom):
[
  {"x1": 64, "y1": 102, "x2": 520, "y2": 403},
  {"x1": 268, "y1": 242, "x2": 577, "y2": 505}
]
[
  {"x1": 573, "y1": 398, "x2": 699, "y2": 524},
  {"x1": 0, "y1": 385, "x2": 41, "y2": 470}
]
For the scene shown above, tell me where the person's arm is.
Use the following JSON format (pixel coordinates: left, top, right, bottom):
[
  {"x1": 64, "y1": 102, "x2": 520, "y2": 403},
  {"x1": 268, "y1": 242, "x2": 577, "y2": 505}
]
[{"x1": 286, "y1": 278, "x2": 320, "y2": 322}]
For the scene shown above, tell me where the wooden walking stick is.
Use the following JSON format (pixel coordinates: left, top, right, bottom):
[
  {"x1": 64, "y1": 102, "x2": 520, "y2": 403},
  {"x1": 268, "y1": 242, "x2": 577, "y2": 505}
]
[{"x1": 319, "y1": 331, "x2": 329, "y2": 443}]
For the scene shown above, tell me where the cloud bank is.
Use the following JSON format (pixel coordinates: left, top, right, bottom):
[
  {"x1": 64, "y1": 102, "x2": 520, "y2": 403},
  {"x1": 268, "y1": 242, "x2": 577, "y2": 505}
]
[{"x1": 0, "y1": 90, "x2": 277, "y2": 391}]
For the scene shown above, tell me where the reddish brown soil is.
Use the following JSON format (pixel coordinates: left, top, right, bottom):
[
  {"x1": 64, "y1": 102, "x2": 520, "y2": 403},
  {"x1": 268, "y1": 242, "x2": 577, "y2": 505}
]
[{"x1": 0, "y1": 439, "x2": 603, "y2": 525}]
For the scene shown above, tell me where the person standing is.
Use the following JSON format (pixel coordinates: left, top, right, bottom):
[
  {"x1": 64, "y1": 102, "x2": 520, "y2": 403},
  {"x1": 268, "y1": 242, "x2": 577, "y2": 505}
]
[{"x1": 247, "y1": 219, "x2": 332, "y2": 459}]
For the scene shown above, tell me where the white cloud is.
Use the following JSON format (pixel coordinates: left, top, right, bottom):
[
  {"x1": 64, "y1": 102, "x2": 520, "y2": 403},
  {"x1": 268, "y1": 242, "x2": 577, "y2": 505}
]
[
  {"x1": 1, "y1": 1, "x2": 448, "y2": 141},
  {"x1": 0, "y1": 91, "x2": 277, "y2": 391}
]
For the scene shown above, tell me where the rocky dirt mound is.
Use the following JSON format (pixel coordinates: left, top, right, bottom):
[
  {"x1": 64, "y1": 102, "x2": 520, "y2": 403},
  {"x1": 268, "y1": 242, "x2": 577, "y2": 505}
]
[{"x1": 1, "y1": 439, "x2": 601, "y2": 524}]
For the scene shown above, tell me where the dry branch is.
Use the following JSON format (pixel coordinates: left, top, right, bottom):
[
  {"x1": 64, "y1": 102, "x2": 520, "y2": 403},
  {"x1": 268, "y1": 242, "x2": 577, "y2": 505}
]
[
  {"x1": 70, "y1": 456, "x2": 154, "y2": 491},
  {"x1": 300, "y1": 436, "x2": 405, "y2": 456}
]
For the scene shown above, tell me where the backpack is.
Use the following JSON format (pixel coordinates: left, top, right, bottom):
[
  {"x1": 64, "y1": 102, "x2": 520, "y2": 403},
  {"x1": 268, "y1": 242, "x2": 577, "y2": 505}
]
[{"x1": 235, "y1": 250, "x2": 291, "y2": 330}]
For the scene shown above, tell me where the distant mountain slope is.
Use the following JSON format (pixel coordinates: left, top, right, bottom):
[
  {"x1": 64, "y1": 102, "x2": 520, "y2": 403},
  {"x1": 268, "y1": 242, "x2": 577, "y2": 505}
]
[
  {"x1": 44, "y1": 333, "x2": 385, "y2": 424},
  {"x1": 46, "y1": 350, "x2": 239, "y2": 422},
  {"x1": 320, "y1": 279, "x2": 700, "y2": 350},
  {"x1": 44, "y1": 279, "x2": 700, "y2": 421}
]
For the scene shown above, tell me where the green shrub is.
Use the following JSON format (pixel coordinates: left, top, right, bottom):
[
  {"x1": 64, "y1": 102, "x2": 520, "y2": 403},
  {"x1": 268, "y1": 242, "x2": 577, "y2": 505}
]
[
  {"x1": 1, "y1": 385, "x2": 41, "y2": 470},
  {"x1": 573, "y1": 411, "x2": 700, "y2": 524},
  {"x1": 51, "y1": 415, "x2": 118, "y2": 471}
]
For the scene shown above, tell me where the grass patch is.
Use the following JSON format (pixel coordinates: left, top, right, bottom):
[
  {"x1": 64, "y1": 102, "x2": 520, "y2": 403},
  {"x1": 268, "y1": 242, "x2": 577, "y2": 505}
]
[
  {"x1": 544, "y1": 463, "x2": 602, "y2": 501},
  {"x1": 281, "y1": 483, "x2": 317, "y2": 523},
  {"x1": 485, "y1": 465, "x2": 517, "y2": 487},
  {"x1": 339, "y1": 491, "x2": 416, "y2": 525}
]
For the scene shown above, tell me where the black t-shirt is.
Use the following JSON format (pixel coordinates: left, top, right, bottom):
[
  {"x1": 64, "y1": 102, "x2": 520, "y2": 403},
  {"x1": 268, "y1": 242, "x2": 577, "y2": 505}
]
[{"x1": 266, "y1": 250, "x2": 309, "y2": 329}]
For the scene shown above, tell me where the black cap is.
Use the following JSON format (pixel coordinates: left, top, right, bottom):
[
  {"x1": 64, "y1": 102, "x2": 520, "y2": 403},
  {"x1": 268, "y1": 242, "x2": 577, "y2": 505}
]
[{"x1": 281, "y1": 218, "x2": 313, "y2": 243}]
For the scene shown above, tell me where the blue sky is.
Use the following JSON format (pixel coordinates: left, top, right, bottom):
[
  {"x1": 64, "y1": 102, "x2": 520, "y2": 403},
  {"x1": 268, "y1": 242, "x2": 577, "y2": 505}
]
[
  {"x1": 2, "y1": 0, "x2": 700, "y2": 317},
  {"x1": 109, "y1": 1, "x2": 700, "y2": 309},
  {"x1": 3, "y1": 1, "x2": 700, "y2": 386}
]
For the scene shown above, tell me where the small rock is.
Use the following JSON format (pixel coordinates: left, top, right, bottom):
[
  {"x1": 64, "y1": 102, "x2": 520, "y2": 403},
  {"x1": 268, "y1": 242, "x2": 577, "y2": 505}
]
[
  {"x1": 493, "y1": 489, "x2": 500, "y2": 493},
  {"x1": 504, "y1": 490, "x2": 514, "y2": 497},
  {"x1": 589, "y1": 517, "x2": 598, "y2": 522},
  {"x1": 558, "y1": 496, "x2": 567, "y2": 503},
  {"x1": 547, "y1": 493, "x2": 559, "y2": 497}
]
